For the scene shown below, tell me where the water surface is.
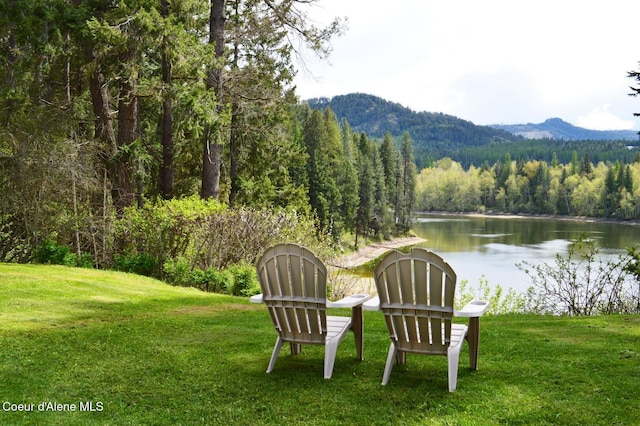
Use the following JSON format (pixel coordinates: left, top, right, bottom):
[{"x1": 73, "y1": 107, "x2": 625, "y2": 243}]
[{"x1": 412, "y1": 214, "x2": 640, "y2": 293}]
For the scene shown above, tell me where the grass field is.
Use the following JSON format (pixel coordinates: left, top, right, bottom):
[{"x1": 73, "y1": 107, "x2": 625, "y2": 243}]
[{"x1": 1, "y1": 263, "x2": 639, "y2": 425}]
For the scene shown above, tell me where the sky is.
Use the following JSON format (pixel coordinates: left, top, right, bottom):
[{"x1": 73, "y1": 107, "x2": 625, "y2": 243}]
[{"x1": 293, "y1": 0, "x2": 640, "y2": 131}]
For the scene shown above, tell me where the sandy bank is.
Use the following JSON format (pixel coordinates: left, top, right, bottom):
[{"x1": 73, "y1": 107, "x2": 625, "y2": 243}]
[{"x1": 330, "y1": 236, "x2": 426, "y2": 269}]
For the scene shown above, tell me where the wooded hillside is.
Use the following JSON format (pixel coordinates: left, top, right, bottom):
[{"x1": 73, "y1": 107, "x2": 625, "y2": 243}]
[{"x1": 307, "y1": 93, "x2": 640, "y2": 167}]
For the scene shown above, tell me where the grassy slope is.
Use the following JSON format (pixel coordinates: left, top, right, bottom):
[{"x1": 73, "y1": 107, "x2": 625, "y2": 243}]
[{"x1": 1, "y1": 263, "x2": 639, "y2": 425}]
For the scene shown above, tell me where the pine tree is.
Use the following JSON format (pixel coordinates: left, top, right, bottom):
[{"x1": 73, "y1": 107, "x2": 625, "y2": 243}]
[
  {"x1": 355, "y1": 133, "x2": 374, "y2": 247},
  {"x1": 371, "y1": 144, "x2": 392, "y2": 239},
  {"x1": 397, "y1": 132, "x2": 416, "y2": 232},
  {"x1": 303, "y1": 109, "x2": 341, "y2": 236},
  {"x1": 379, "y1": 132, "x2": 398, "y2": 208}
]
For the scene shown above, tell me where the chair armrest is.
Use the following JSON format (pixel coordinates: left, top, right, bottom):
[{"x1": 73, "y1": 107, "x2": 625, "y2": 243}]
[
  {"x1": 455, "y1": 299, "x2": 490, "y2": 317},
  {"x1": 362, "y1": 296, "x2": 380, "y2": 311},
  {"x1": 249, "y1": 294, "x2": 264, "y2": 304},
  {"x1": 327, "y1": 294, "x2": 372, "y2": 308}
]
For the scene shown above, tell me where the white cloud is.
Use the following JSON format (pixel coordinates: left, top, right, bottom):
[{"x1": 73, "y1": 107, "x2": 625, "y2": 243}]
[
  {"x1": 295, "y1": 0, "x2": 640, "y2": 130},
  {"x1": 576, "y1": 105, "x2": 635, "y2": 131}
]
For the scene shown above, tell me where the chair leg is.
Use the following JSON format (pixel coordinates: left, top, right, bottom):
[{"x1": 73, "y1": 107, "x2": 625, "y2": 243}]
[
  {"x1": 324, "y1": 339, "x2": 339, "y2": 379},
  {"x1": 381, "y1": 343, "x2": 397, "y2": 385},
  {"x1": 351, "y1": 305, "x2": 364, "y2": 360},
  {"x1": 267, "y1": 337, "x2": 284, "y2": 373},
  {"x1": 447, "y1": 345, "x2": 462, "y2": 392},
  {"x1": 289, "y1": 342, "x2": 302, "y2": 355}
]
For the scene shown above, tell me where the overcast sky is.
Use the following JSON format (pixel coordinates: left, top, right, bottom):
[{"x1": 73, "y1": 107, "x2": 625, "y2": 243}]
[{"x1": 293, "y1": 0, "x2": 640, "y2": 131}]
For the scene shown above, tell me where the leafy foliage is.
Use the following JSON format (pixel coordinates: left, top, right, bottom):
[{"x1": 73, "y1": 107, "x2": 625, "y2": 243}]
[
  {"x1": 416, "y1": 156, "x2": 640, "y2": 219},
  {"x1": 114, "y1": 196, "x2": 330, "y2": 277},
  {"x1": 33, "y1": 238, "x2": 93, "y2": 268}
]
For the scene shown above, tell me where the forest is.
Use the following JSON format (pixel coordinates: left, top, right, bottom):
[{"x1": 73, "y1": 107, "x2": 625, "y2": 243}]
[
  {"x1": 0, "y1": 0, "x2": 415, "y2": 282},
  {"x1": 4, "y1": 0, "x2": 640, "y2": 292},
  {"x1": 416, "y1": 153, "x2": 640, "y2": 218}
]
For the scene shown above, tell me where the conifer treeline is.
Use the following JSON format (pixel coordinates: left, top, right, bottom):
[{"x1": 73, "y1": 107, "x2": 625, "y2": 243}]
[{"x1": 298, "y1": 106, "x2": 416, "y2": 245}]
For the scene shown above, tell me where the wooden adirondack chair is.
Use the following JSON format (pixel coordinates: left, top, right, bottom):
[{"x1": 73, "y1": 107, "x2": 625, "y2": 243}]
[
  {"x1": 370, "y1": 248, "x2": 488, "y2": 391},
  {"x1": 253, "y1": 243, "x2": 371, "y2": 379}
]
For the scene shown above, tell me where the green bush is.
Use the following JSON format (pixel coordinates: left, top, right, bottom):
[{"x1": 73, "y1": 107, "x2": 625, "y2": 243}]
[
  {"x1": 114, "y1": 196, "x2": 332, "y2": 279},
  {"x1": 33, "y1": 238, "x2": 93, "y2": 268},
  {"x1": 113, "y1": 253, "x2": 158, "y2": 276},
  {"x1": 162, "y1": 258, "x2": 193, "y2": 287},
  {"x1": 201, "y1": 268, "x2": 233, "y2": 293},
  {"x1": 115, "y1": 196, "x2": 226, "y2": 274},
  {"x1": 33, "y1": 238, "x2": 71, "y2": 265},
  {"x1": 162, "y1": 258, "x2": 235, "y2": 294},
  {"x1": 226, "y1": 262, "x2": 260, "y2": 296}
]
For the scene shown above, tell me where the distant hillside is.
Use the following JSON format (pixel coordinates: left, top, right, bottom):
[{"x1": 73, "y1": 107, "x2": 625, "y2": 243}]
[
  {"x1": 491, "y1": 118, "x2": 639, "y2": 141},
  {"x1": 306, "y1": 93, "x2": 518, "y2": 167},
  {"x1": 305, "y1": 93, "x2": 640, "y2": 167}
]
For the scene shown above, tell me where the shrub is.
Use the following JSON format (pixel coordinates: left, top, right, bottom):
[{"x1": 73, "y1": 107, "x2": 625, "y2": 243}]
[
  {"x1": 456, "y1": 276, "x2": 527, "y2": 314},
  {"x1": 33, "y1": 238, "x2": 71, "y2": 265},
  {"x1": 162, "y1": 258, "x2": 193, "y2": 287},
  {"x1": 162, "y1": 258, "x2": 237, "y2": 294},
  {"x1": 200, "y1": 268, "x2": 233, "y2": 293},
  {"x1": 115, "y1": 196, "x2": 226, "y2": 274},
  {"x1": 517, "y1": 234, "x2": 637, "y2": 315},
  {"x1": 114, "y1": 197, "x2": 332, "y2": 281},
  {"x1": 226, "y1": 262, "x2": 260, "y2": 296},
  {"x1": 113, "y1": 254, "x2": 158, "y2": 276},
  {"x1": 33, "y1": 238, "x2": 93, "y2": 268}
]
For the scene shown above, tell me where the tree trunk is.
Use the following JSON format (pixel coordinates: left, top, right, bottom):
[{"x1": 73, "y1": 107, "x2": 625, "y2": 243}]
[
  {"x1": 201, "y1": 134, "x2": 222, "y2": 199},
  {"x1": 201, "y1": 0, "x2": 226, "y2": 200},
  {"x1": 112, "y1": 69, "x2": 138, "y2": 213},
  {"x1": 159, "y1": 0, "x2": 174, "y2": 199},
  {"x1": 88, "y1": 45, "x2": 136, "y2": 216},
  {"x1": 88, "y1": 66, "x2": 116, "y2": 166},
  {"x1": 228, "y1": 103, "x2": 240, "y2": 206}
]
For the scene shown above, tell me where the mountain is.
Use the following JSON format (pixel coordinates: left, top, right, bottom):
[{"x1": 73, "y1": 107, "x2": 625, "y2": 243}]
[
  {"x1": 305, "y1": 93, "x2": 518, "y2": 167},
  {"x1": 491, "y1": 118, "x2": 639, "y2": 141},
  {"x1": 304, "y1": 93, "x2": 640, "y2": 167}
]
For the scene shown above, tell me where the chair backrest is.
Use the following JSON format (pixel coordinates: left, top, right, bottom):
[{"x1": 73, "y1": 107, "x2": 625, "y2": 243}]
[
  {"x1": 256, "y1": 244, "x2": 328, "y2": 345},
  {"x1": 373, "y1": 248, "x2": 457, "y2": 355}
]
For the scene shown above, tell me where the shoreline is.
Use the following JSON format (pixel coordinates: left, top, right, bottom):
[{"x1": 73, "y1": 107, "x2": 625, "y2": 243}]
[
  {"x1": 331, "y1": 236, "x2": 426, "y2": 269},
  {"x1": 417, "y1": 211, "x2": 640, "y2": 226}
]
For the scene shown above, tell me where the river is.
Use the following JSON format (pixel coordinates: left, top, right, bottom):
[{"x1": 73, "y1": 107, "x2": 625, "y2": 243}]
[{"x1": 412, "y1": 214, "x2": 640, "y2": 293}]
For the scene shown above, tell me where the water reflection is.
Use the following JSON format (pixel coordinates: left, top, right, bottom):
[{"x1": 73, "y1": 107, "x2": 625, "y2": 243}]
[{"x1": 412, "y1": 214, "x2": 640, "y2": 293}]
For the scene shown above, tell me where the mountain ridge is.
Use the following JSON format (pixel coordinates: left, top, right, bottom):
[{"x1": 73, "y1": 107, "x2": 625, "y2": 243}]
[
  {"x1": 307, "y1": 93, "x2": 638, "y2": 141},
  {"x1": 305, "y1": 93, "x2": 639, "y2": 167},
  {"x1": 490, "y1": 117, "x2": 638, "y2": 141}
]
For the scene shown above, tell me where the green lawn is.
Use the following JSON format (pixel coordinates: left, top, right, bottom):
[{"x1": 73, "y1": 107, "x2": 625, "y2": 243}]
[{"x1": 1, "y1": 263, "x2": 639, "y2": 425}]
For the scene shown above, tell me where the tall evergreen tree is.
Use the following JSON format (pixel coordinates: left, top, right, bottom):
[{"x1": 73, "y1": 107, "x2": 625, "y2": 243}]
[
  {"x1": 397, "y1": 132, "x2": 416, "y2": 231},
  {"x1": 379, "y1": 132, "x2": 397, "y2": 207},
  {"x1": 371, "y1": 144, "x2": 392, "y2": 239},
  {"x1": 355, "y1": 133, "x2": 374, "y2": 247},
  {"x1": 303, "y1": 109, "x2": 341, "y2": 235},
  {"x1": 201, "y1": 0, "x2": 345, "y2": 201},
  {"x1": 336, "y1": 118, "x2": 359, "y2": 234}
]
